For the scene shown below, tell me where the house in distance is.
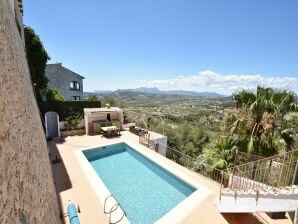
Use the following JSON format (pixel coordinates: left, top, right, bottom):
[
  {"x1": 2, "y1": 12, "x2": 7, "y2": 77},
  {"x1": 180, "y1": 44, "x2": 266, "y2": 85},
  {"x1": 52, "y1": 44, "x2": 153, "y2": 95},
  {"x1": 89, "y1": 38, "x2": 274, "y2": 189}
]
[{"x1": 46, "y1": 63, "x2": 85, "y2": 101}]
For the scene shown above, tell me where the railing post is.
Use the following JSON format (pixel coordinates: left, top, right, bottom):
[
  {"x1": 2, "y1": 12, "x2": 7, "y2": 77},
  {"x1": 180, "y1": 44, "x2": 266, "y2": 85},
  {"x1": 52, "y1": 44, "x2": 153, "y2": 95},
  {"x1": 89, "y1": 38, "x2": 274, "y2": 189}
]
[
  {"x1": 266, "y1": 159, "x2": 273, "y2": 185},
  {"x1": 292, "y1": 159, "x2": 298, "y2": 187},
  {"x1": 252, "y1": 161, "x2": 257, "y2": 182},
  {"x1": 256, "y1": 189, "x2": 259, "y2": 205},
  {"x1": 284, "y1": 154, "x2": 293, "y2": 187},
  {"x1": 278, "y1": 152, "x2": 287, "y2": 187},
  {"x1": 219, "y1": 170, "x2": 224, "y2": 202},
  {"x1": 229, "y1": 167, "x2": 235, "y2": 189},
  {"x1": 294, "y1": 208, "x2": 298, "y2": 224},
  {"x1": 233, "y1": 148, "x2": 238, "y2": 167},
  {"x1": 234, "y1": 190, "x2": 237, "y2": 202}
]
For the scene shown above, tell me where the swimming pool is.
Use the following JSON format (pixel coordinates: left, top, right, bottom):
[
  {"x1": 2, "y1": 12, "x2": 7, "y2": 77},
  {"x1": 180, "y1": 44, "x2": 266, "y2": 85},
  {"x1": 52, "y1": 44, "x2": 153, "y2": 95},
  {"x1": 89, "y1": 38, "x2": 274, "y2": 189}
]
[{"x1": 83, "y1": 143, "x2": 196, "y2": 224}]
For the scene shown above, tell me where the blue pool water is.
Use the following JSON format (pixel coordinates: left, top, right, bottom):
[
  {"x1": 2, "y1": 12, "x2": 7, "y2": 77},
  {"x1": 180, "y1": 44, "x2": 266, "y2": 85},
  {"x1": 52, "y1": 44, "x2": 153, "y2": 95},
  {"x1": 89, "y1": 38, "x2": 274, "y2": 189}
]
[{"x1": 83, "y1": 143, "x2": 196, "y2": 224}]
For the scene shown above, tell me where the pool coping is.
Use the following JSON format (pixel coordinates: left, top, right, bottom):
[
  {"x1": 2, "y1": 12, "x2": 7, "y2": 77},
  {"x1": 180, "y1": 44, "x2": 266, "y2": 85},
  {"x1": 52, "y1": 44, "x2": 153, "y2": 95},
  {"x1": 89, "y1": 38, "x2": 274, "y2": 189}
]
[{"x1": 75, "y1": 139, "x2": 211, "y2": 224}]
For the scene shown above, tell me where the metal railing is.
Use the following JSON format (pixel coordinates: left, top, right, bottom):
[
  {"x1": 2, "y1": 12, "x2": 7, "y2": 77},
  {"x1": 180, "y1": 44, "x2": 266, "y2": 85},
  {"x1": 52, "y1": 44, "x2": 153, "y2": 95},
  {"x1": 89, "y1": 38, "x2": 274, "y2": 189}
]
[
  {"x1": 125, "y1": 107, "x2": 298, "y2": 200},
  {"x1": 229, "y1": 149, "x2": 298, "y2": 190},
  {"x1": 234, "y1": 151, "x2": 266, "y2": 166},
  {"x1": 140, "y1": 136, "x2": 227, "y2": 184},
  {"x1": 139, "y1": 131, "x2": 150, "y2": 146},
  {"x1": 140, "y1": 133, "x2": 298, "y2": 202}
]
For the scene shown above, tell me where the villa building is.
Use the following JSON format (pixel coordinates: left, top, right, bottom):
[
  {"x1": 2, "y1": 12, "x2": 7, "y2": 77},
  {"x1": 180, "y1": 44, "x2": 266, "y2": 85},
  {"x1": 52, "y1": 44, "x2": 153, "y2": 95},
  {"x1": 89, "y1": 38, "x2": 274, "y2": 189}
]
[{"x1": 46, "y1": 63, "x2": 85, "y2": 101}]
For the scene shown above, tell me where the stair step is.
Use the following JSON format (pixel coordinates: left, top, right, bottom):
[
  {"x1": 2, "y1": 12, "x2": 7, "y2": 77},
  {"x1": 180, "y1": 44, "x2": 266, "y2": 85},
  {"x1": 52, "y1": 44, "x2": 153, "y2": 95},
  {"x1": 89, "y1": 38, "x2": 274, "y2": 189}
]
[{"x1": 218, "y1": 187, "x2": 298, "y2": 213}]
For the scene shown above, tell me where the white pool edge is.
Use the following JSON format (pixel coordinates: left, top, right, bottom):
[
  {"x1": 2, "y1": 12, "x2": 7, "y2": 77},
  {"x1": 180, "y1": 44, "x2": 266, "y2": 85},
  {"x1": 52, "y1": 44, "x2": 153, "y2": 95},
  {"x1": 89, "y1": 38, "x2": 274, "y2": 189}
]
[
  {"x1": 75, "y1": 140, "x2": 210, "y2": 224},
  {"x1": 75, "y1": 146, "x2": 130, "y2": 224}
]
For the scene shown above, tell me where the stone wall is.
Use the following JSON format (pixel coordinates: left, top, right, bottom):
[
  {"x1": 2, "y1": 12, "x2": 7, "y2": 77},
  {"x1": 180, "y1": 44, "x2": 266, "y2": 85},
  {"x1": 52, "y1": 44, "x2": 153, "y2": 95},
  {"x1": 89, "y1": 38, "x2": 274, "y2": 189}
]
[
  {"x1": 46, "y1": 63, "x2": 84, "y2": 101},
  {"x1": 0, "y1": 0, "x2": 60, "y2": 223}
]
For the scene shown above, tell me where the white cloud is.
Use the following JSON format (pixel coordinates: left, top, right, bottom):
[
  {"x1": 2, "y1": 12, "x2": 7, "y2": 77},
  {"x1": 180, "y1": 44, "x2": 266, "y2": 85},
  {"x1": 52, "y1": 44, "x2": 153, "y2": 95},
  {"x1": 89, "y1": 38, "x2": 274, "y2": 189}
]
[{"x1": 134, "y1": 71, "x2": 298, "y2": 95}]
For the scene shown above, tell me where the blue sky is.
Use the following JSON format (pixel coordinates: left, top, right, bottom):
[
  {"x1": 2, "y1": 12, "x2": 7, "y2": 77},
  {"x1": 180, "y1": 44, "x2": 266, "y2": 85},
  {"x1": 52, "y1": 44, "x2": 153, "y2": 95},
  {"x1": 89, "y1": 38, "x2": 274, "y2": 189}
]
[{"x1": 24, "y1": 0, "x2": 298, "y2": 94}]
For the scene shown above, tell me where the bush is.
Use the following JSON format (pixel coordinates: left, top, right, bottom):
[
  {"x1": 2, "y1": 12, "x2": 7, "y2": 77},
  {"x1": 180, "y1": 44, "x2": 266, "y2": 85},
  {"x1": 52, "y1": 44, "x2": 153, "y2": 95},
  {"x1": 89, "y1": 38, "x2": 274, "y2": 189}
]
[
  {"x1": 65, "y1": 113, "x2": 83, "y2": 130},
  {"x1": 46, "y1": 88, "x2": 65, "y2": 101},
  {"x1": 112, "y1": 120, "x2": 120, "y2": 127},
  {"x1": 86, "y1": 95, "x2": 99, "y2": 101},
  {"x1": 38, "y1": 101, "x2": 101, "y2": 121},
  {"x1": 94, "y1": 123, "x2": 102, "y2": 134}
]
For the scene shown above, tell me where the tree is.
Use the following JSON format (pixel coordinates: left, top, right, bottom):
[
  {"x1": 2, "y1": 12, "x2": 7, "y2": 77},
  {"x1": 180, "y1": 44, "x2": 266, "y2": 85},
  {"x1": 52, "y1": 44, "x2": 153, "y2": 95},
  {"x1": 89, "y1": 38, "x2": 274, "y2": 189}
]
[
  {"x1": 86, "y1": 95, "x2": 99, "y2": 101},
  {"x1": 24, "y1": 26, "x2": 50, "y2": 100},
  {"x1": 198, "y1": 137, "x2": 238, "y2": 170},
  {"x1": 226, "y1": 87, "x2": 297, "y2": 156},
  {"x1": 46, "y1": 89, "x2": 65, "y2": 101},
  {"x1": 118, "y1": 101, "x2": 128, "y2": 108},
  {"x1": 103, "y1": 97, "x2": 116, "y2": 107},
  {"x1": 199, "y1": 87, "x2": 297, "y2": 171}
]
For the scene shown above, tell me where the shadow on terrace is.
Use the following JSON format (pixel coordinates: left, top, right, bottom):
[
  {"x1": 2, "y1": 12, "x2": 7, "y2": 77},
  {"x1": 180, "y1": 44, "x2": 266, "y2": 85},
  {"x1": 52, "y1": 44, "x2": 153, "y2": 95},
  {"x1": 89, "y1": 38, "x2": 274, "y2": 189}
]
[{"x1": 48, "y1": 139, "x2": 71, "y2": 224}]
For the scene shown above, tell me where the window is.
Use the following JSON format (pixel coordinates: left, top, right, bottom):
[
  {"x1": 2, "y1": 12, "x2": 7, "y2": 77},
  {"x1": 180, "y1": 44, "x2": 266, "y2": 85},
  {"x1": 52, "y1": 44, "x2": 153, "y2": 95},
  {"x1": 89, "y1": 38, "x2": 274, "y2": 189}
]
[
  {"x1": 71, "y1": 96, "x2": 80, "y2": 101},
  {"x1": 70, "y1": 81, "x2": 80, "y2": 91}
]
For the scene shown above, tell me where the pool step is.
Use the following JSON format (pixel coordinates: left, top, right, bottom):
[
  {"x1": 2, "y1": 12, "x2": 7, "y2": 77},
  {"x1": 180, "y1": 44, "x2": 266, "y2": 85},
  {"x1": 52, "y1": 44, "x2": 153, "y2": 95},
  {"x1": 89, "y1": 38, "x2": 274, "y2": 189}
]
[{"x1": 104, "y1": 195, "x2": 129, "y2": 224}]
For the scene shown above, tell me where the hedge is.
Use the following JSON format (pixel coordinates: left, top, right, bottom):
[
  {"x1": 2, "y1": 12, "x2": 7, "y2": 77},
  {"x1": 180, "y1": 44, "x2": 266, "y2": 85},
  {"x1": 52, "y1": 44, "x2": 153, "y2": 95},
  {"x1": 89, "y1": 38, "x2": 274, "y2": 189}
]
[{"x1": 38, "y1": 101, "x2": 101, "y2": 121}]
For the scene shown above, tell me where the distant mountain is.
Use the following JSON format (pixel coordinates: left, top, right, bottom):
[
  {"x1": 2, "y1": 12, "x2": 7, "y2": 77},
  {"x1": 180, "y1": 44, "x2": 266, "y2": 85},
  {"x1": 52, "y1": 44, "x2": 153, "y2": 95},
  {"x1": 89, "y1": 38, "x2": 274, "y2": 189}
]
[
  {"x1": 163, "y1": 90, "x2": 224, "y2": 97},
  {"x1": 116, "y1": 87, "x2": 161, "y2": 93},
  {"x1": 94, "y1": 90, "x2": 113, "y2": 94},
  {"x1": 113, "y1": 87, "x2": 225, "y2": 97},
  {"x1": 87, "y1": 87, "x2": 225, "y2": 97}
]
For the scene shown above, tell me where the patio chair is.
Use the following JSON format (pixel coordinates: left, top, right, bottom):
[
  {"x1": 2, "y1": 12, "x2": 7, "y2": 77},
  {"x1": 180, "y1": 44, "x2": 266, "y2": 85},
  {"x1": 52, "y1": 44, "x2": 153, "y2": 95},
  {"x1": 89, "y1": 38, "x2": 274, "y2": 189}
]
[
  {"x1": 106, "y1": 128, "x2": 114, "y2": 138},
  {"x1": 113, "y1": 127, "x2": 121, "y2": 137}
]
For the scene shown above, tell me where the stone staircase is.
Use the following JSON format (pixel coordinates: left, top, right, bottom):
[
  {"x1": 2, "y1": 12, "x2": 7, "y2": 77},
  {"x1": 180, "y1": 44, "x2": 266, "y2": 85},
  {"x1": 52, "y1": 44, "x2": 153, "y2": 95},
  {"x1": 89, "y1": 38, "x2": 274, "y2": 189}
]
[
  {"x1": 218, "y1": 187, "x2": 298, "y2": 213},
  {"x1": 217, "y1": 149, "x2": 298, "y2": 213}
]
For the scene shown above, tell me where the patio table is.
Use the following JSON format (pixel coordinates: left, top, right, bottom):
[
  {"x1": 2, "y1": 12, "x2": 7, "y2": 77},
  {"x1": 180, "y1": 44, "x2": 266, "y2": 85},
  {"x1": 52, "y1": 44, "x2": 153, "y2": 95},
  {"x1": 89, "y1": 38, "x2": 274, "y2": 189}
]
[{"x1": 101, "y1": 126, "x2": 116, "y2": 132}]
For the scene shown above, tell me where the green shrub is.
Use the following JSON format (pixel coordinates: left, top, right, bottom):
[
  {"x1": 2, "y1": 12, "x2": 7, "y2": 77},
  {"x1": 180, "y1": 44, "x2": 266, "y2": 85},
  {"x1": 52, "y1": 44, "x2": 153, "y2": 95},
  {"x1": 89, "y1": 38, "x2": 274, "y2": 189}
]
[
  {"x1": 38, "y1": 101, "x2": 101, "y2": 120},
  {"x1": 112, "y1": 120, "x2": 120, "y2": 127},
  {"x1": 65, "y1": 113, "x2": 83, "y2": 130},
  {"x1": 46, "y1": 88, "x2": 65, "y2": 101},
  {"x1": 86, "y1": 95, "x2": 99, "y2": 101},
  {"x1": 94, "y1": 123, "x2": 102, "y2": 134}
]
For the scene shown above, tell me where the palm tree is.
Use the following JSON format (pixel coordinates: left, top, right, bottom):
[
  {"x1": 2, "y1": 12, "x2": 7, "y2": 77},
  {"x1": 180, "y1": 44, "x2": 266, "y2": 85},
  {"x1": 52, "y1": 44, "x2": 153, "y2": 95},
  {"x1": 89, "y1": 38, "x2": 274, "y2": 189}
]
[
  {"x1": 226, "y1": 87, "x2": 297, "y2": 157},
  {"x1": 198, "y1": 137, "x2": 238, "y2": 170}
]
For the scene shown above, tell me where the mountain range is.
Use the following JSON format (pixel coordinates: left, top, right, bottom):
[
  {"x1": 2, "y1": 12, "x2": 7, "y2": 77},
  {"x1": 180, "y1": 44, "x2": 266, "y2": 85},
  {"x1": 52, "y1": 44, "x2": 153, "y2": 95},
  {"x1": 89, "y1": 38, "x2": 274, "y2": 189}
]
[{"x1": 91, "y1": 87, "x2": 226, "y2": 97}]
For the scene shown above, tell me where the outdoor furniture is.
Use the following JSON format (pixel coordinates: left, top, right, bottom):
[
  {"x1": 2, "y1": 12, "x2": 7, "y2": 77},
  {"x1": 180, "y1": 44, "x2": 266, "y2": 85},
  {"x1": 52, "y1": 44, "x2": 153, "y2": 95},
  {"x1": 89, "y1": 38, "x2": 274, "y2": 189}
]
[
  {"x1": 84, "y1": 107, "x2": 124, "y2": 135},
  {"x1": 129, "y1": 126, "x2": 148, "y2": 136},
  {"x1": 101, "y1": 126, "x2": 116, "y2": 132},
  {"x1": 106, "y1": 127, "x2": 114, "y2": 138},
  {"x1": 123, "y1": 123, "x2": 136, "y2": 130},
  {"x1": 113, "y1": 127, "x2": 121, "y2": 136},
  {"x1": 101, "y1": 126, "x2": 121, "y2": 138}
]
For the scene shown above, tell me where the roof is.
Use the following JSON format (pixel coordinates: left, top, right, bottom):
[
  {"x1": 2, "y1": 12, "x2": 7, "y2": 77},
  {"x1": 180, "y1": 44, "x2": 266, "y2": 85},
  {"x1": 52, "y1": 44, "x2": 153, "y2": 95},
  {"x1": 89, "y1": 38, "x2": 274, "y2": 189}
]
[
  {"x1": 47, "y1": 63, "x2": 85, "y2": 79},
  {"x1": 84, "y1": 107, "x2": 123, "y2": 114}
]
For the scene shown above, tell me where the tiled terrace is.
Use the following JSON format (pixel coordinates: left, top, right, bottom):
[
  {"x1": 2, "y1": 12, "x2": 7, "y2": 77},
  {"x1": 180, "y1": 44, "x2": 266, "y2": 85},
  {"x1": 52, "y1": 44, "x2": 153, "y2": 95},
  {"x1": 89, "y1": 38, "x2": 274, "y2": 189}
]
[{"x1": 48, "y1": 131, "x2": 292, "y2": 224}]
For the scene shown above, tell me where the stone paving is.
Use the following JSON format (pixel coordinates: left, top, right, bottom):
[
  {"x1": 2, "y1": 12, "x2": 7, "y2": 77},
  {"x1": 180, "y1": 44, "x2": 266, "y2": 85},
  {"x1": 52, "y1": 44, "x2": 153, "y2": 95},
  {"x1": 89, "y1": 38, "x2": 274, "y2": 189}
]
[{"x1": 49, "y1": 131, "x2": 292, "y2": 224}]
